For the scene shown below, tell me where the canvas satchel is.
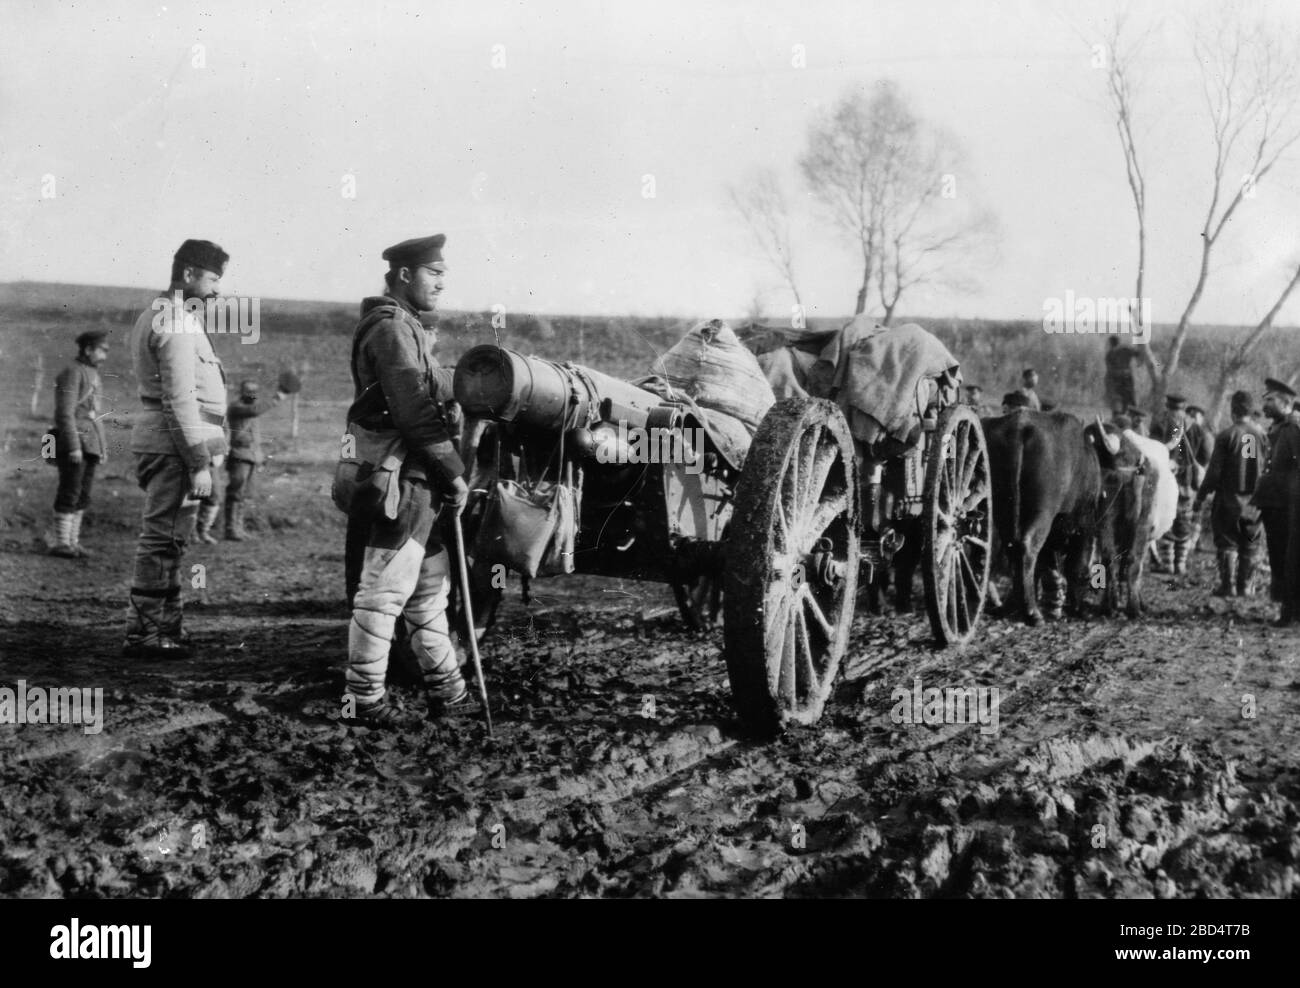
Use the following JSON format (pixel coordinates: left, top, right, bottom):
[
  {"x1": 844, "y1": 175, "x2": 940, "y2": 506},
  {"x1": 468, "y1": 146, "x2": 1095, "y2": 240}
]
[{"x1": 331, "y1": 420, "x2": 407, "y2": 518}]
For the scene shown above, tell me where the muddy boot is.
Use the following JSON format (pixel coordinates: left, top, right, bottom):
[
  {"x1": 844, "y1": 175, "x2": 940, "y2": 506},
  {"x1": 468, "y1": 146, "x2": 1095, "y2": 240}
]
[
  {"x1": 123, "y1": 590, "x2": 192, "y2": 659},
  {"x1": 1212, "y1": 550, "x2": 1237, "y2": 597},
  {"x1": 225, "y1": 501, "x2": 247, "y2": 541},
  {"x1": 351, "y1": 696, "x2": 414, "y2": 729},
  {"x1": 1237, "y1": 553, "x2": 1257, "y2": 598},
  {"x1": 195, "y1": 503, "x2": 220, "y2": 545},
  {"x1": 46, "y1": 512, "x2": 78, "y2": 558}
]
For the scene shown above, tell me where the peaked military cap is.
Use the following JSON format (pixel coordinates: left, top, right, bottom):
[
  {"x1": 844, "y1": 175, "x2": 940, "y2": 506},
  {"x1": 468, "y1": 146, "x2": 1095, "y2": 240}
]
[
  {"x1": 1003, "y1": 391, "x2": 1031, "y2": 409},
  {"x1": 1164, "y1": 394, "x2": 1187, "y2": 410},
  {"x1": 174, "y1": 239, "x2": 229, "y2": 275},
  {"x1": 1264, "y1": 378, "x2": 1297, "y2": 400},
  {"x1": 75, "y1": 329, "x2": 109, "y2": 348},
  {"x1": 382, "y1": 234, "x2": 446, "y2": 268}
]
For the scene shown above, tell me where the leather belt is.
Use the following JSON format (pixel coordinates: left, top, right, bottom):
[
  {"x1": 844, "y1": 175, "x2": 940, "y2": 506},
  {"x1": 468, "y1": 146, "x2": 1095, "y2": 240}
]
[{"x1": 140, "y1": 397, "x2": 226, "y2": 426}]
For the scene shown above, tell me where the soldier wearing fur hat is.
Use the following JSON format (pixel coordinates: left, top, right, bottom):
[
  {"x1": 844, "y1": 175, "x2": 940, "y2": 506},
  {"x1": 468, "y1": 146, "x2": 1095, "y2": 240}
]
[
  {"x1": 1252, "y1": 378, "x2": 1300, "y2": 625},
  {"x1": 1150, "y1": 393, "x2": 1212, "y2": 575},
  {"x1": 336, "y1": 233, "x2": 469, "y2": 727},
  {"x1": 1194, "y1": 391, "x2": 1267, "y2": 597},
  {"x1": 45, "y1": 329, "x2": 110, "y2": 557},
  {"x1": 121, "y1": 240, "x2": 231, "y2": 658}
]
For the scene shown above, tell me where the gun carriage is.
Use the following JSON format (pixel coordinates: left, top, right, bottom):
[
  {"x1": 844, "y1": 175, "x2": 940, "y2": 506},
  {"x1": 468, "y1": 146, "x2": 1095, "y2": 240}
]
[{"x1": 454, "y1": 340, "x2": 991, "y2": 736}]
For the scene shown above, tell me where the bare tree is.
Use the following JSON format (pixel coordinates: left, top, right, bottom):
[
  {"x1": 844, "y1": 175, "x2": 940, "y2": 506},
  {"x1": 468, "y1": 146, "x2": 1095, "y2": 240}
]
[
  {"x1": 1161, "y1": 10, "x2": 1300, "y2": 402},
  {"x1": 1102, "y1": 12, "x2": 1160, "y2": 393},
  {"x1": 727, "y1": 168, "x2": 802, "y2": 310},
  {"x1": 1205, "y1": 259, "x2": 1300, "y2": 427},
  {"x1": 801, "y1": 80, "x2": 996, "y2": 321}
]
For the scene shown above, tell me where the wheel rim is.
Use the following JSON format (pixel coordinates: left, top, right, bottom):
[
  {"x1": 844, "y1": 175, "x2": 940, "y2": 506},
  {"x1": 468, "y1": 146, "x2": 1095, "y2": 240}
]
[{"x1": 924, "y1": 405, "x2": 991, "y2": 646}]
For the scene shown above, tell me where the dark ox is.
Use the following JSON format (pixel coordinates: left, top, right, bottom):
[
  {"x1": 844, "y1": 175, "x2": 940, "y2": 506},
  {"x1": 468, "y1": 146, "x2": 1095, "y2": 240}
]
[{"x1": 983, "y1": 410, "x2": 1151, "y2": 624}]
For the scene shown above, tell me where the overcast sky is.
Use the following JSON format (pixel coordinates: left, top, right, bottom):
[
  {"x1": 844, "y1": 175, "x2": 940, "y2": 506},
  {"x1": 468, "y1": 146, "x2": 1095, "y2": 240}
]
[{"x1": 3, "y1": 0, "x2": 1299, "y2": 325}]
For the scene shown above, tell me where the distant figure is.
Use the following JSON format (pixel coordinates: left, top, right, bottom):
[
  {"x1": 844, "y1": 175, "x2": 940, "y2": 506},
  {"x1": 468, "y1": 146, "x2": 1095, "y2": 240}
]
[
  {"x1": 1002, "y1": 391, "x2": 1031, "y2": 415},
  {"x1": 1104, "y1": 337, "x2": 1139, "y2": 413},
  {"x1": 1194, "y1": 390, "x2": 1267, "y2": 598},
  {"x1": 1150, "y1": 393, "x2": 1212, "y2": 575},
  {"x1": 1128, "y1": 407, "x2": 1150, "y2": 437},
  {"x1": 963, "y1": 384, "x2": 992, "y2": 416},
  {"x1": 1187, "y1": 405, "x2": 1207, "y2": 432},
  {"x1": 221, "y1": 379, "x2": 286, "y2": 541},
  {"x1": 1017, "y1": 368, "x2": 1042, "y2": 410},
  {"x1": 46, "y1": 329, "x2": 110, "y2": 558}
]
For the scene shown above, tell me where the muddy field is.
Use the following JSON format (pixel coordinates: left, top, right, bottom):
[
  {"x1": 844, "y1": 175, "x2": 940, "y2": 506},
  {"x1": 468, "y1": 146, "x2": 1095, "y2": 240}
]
[{"x1": 2, "y1": 447, "x2": 1298, "y2": 901}]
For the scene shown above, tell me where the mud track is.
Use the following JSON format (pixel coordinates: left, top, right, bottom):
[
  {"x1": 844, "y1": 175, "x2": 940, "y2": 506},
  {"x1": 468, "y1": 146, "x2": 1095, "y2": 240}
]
[{"x1": 2, "y1": 469, "x2": 1298, "y2": 898}]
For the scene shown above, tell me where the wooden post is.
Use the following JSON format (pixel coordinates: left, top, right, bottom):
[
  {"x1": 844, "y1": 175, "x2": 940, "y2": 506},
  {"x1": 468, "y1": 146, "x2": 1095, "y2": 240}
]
[
  {"x1": 290, "y1": 393, "x2": 300, "y2": 439},
  {"x1": 30, "y1": 351, "x2": 44, "y2": 418}
]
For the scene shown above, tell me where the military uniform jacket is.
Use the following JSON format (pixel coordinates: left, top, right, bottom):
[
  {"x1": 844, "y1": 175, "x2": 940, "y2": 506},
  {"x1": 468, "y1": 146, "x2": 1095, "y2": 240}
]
[
  {"x1": 128, "y1": 294, "x2": 230, "y2": 471},
  {"x1": 227, "y1": 395, "x2": 277, "y2": 465},
  {"x1": 53, "y1": 357, "x2": 106, "y2": 458},
  {"x1": 1253, "y1": 419, "x2": 1300, "y2": 510},
  {"x1": 1198, "y1": 419, "x2": 1267, "y2": 524},
  {"x1": 347, "y1": 294, "x2": 463, "y2": 487}
]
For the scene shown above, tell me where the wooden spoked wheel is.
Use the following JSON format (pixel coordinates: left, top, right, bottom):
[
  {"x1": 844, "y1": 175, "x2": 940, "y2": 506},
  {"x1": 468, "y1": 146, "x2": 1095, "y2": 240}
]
[
  {"x1": 723, "y1": 398, "x2": 860, "y2": 736},
  {"x1": 921, "y1": 404, "x2": 992, "y2": 646}
]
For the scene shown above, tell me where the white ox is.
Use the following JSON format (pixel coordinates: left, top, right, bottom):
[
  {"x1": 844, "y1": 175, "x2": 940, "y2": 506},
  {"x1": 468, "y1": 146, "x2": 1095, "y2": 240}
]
[{"x1": 1119, "y1": 429, "x2": 1178, "y2": 545}]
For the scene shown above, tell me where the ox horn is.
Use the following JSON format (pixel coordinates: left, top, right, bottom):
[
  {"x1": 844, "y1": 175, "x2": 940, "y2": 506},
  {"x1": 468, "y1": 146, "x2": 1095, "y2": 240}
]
[{"x1": 1094, "y1": 414, "x2": 1121, "y2": 455}]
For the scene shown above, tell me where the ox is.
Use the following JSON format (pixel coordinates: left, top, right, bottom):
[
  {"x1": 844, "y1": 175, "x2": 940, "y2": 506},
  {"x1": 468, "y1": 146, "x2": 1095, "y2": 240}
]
[{"x1": 984, "y1": 410, "x2": 1150, "y2": 623}]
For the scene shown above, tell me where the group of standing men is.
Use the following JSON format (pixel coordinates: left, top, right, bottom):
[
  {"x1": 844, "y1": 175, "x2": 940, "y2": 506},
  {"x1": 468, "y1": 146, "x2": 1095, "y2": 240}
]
[{"x1": 49, "y1": 235, "x2": 470, "y2": 727}]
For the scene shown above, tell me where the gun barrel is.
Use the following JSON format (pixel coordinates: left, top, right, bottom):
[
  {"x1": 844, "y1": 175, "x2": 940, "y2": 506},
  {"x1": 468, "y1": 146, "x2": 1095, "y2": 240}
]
[{"x1": 454, "y1": 345, "x2": 661, "y2": 432}]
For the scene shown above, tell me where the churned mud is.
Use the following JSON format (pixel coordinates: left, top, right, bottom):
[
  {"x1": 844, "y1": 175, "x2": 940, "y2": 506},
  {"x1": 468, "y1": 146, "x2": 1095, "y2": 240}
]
[{"x1": 2, "y1": 464, "x2": 1298, "y2": 898}]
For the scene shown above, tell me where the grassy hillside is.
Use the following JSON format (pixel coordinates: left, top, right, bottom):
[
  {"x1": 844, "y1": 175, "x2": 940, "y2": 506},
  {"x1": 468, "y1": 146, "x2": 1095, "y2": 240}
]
[{"x1": 0, "y1": 281, "x2": 1292, "y2": 455}]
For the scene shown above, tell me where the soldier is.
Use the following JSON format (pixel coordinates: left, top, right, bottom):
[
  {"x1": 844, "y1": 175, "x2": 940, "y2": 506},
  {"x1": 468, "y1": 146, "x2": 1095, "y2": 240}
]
[
  {"x1": 1252, "y1": 379, "x2": 1300, "y2": 625},
  {"x1": 1128, "y1": 407, "x2": 1149, "y2": 437},
  {"x1": 1017, "y1": 368, "x2": 1042, "y2": 410},
  {"x1": 122, "y1": 240, "x2": 230, "y2": 659},
  {"x1": 222, "y1": 379, "x2": 286, "y2": 541},
  {"x1": 45, "y1": 330, "x2": 111, "y2": 558},
  {"x1": 1193, "y1": 391, "x2": 1267, "y2": 597},
  {"x1": 1104, "y1": 336, "x2": 1139, "y2": 414},
  {"x1": 963, "y1": 384, "x2": 991, "y2": 416},
  {"x1": 340, "y1": 233, "x2": 469, "y2": 727},
  {"x1": 1150, "y1": 393, "x2": 1212, "y2": 575}
]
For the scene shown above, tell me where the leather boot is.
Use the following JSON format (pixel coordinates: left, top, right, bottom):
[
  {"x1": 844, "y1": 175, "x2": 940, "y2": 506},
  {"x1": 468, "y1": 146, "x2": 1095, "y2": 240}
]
[
  {"x1": 1237, "y1": 553, "x2": 1257, "y2": 598},
  {"x1": 1212, "y1": 550, "x2": 1237, "y2": 597},
  {"x1": 46, "y1": 512, "x2": 78, "y2": 558},
  {"x1": 225, "y1": 501, "x2": 247, "y2": 541},
  {"x1": 195, "y1": 503, "x2": 220, "y2": 544}
]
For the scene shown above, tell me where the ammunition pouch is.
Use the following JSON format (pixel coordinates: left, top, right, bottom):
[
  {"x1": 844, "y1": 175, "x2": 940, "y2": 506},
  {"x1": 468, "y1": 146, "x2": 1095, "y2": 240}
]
[{"x1": 332, "y1": 421, "x2": 407, "y2": 519}]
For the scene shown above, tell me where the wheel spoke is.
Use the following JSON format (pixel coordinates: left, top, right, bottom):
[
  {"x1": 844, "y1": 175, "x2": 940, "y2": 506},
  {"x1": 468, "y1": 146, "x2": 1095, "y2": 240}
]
[
  {"x1": 802, "y1": 490, "x2": 848, "y2": 555},
  {"x1": 796, "y1": 609, "x2": 816, "y2": 697},
  {"x1": 803, "y1": 587, "x2": 835, "y2": 639},
  {"x1": 797, "y1": 425, "x2": 822, "y2": 508},
  {"x1": 780, "y1": 610, "x2": 797, "y2": 705}
]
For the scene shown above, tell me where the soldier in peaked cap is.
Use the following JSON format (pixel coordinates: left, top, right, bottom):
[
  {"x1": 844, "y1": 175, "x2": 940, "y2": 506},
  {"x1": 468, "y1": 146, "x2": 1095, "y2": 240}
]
[
  {"x1": 1253, "y1": 378, "x2": 1300, "y2": 624},
  {"x1": 335, "y1": 232, "x2": 469, "y2": 727},
  {"x1": 44, "y1": 329, "x2": 111, "y2": 557},
  {"x1": 1194, "y1": 391, "x2": 1268, "y2": 597},
  {"x1": 1151, "y1": 392, "x2": 1212, "y2": 575},
  {"x1": 121, "y1": 239, "x2": 231, "y2": 659}
]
